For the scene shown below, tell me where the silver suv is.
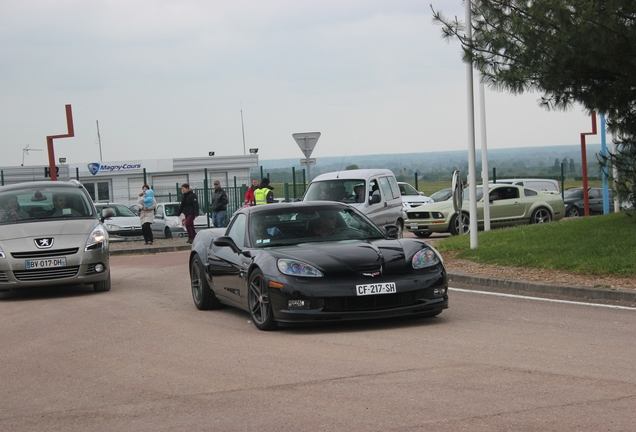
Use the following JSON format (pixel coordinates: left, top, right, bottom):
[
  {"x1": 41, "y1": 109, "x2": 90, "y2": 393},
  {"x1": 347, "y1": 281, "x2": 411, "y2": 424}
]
[{"x1": 0, "y1": 180, "x2": 111, "y2": 292}]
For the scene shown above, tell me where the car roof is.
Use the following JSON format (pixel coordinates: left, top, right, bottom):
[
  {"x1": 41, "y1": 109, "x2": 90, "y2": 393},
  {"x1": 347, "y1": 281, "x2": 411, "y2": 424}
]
[
  {"x1": 240, "y1": 201, "x2": 353, "y2": 215},
  {"x1": 0, "y1": 179, "x2": 85, "y2": 192},
  {"x1": 311, "y1": 169, "x2": 394, "y2": 181}
]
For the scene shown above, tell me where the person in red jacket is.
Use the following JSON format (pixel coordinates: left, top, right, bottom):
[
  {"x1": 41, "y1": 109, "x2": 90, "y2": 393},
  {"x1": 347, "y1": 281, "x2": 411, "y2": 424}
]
[{"x1": 243, "y1": 179, "x2": 259, "y2": 206}]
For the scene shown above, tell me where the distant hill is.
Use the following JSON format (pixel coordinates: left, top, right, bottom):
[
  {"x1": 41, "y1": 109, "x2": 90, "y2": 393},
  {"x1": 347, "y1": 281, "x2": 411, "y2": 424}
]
[{"x1": 255, "y1": 144, "x2": 606, "y2": 182}]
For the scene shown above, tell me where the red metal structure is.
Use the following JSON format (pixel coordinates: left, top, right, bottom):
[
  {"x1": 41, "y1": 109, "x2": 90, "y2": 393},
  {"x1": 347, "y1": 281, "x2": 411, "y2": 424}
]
[
  {"x1": 46, "y1": 104, "x2": 75, "y2": 181},
  {"x1": 580, "y1": 112, "x2": 597, "y2": 216}
]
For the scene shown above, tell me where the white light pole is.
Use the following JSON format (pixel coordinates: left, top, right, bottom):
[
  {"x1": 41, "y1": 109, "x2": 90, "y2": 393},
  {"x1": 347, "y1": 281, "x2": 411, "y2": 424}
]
[{"x1": 465, "y1": 0, "x2": 478, "y2": 248}]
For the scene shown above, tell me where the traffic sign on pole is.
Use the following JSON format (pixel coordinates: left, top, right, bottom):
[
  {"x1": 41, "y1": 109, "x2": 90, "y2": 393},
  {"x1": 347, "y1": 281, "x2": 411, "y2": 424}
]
[
  {"x1": 293, "y1": 132, "x2": 320, "y2": 180},
  {"x1": 293, "y1": 132, "x2": 320, "y2": 158}
]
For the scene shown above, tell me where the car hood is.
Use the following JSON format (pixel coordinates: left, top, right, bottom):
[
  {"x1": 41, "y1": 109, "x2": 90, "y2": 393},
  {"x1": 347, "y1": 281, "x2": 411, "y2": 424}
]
[
  {"x1": 102, "y1": 216, "x2": 141, "y2": 228},
  {"x1": 0, "y1": 219, "x2": 101, "y2": 250},
  {"x1": 266, "y1": 239, "x2": 423, "y2": 274}
]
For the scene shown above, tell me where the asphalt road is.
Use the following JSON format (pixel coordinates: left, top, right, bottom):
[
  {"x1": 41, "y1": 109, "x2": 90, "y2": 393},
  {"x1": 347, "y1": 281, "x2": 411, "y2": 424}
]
[{"x1": 1, "y1": 251, "x2": 635, "y2": 431}]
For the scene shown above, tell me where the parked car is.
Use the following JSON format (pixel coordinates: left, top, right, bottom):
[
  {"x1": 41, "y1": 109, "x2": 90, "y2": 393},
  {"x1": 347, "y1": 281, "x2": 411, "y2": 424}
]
[
  {"x1": 563, "y1": 187, "x2": 614, "y2": 217},
  {"x1": 429, "y1": 188, "x2": 452, "y2": 202},
  {"x1": 188, "y1": 201, "x2": 448, "y2": 330},
  {"x1": 0, "y1": 180, "x2": 111, "y2": 292},
  {"x1": 128, "y1": 204, "x2": 140, "y2": 216},
  {"x1": 302, "y1": 169, "x2": 404, "y2": 235},
  {"x1": 152, "y1": 202, "x2": 210, "y2": 238},
  {"x1": 398, "y1": 182, "x2": 433, "y2": 210},
  {"x1": 405, "y1": 184, "x2": 565, "y2": 237},
  {"x1": 490, "y1": 178, "x2": 560, "y2": 193},
  {"x1": 94, "y1": 203, "x2": 143, "y2": 241}
]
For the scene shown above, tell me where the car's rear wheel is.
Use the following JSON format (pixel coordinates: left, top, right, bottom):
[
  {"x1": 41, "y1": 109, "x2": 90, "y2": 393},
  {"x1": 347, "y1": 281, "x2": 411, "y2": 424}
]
[
  {"x1": 190, "y1": 255, "x2": 220, "y2": 310},
  {"x1": 93, "y1": 273, "x2": 111, "y2": 292},
  {"x1": 531, "y1": 207, "x2": 552, "y2": 224},
  {"x1": 567, "y1": 206, "x2": 581, "y2": 217},
  {"x1": 248, "y1": 269, "x2": 277, "y2": 331},
  {"x1": 449, "y1": 212, "x2": 469, "y2": 235},
  {"x1": 414, "y1": 232, "x2": 432, "y2": 238},
  {"x1": 164, "y1": 227, "x2": 172, "y2": 239}
]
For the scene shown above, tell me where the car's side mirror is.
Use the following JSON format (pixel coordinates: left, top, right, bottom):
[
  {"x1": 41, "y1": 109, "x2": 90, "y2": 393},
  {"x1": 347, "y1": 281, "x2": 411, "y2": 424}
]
[
  {"x1": 214, "y1": 236, "x2": 243, "y2": 254},
  {"x1": 384, "y1": 225, "x2": 399, "y2": 239},
  {"x1": 369, "y1": 194, "x2": 381, "y2": 205},
  {"x1": 100, "y1": 207, "x2": 114, "y2": 223}
]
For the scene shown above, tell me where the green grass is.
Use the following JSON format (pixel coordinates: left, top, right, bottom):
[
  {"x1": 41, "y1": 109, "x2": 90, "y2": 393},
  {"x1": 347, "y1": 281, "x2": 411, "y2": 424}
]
[{"x1": 433, "y1": 212, "x2": 636, "y2": 276}]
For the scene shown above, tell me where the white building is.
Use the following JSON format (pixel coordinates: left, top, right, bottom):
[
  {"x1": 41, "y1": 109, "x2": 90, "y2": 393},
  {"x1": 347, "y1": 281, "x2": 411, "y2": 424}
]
[{"x1": 0, "y1": 154, "x2": 259, "y2": 206}]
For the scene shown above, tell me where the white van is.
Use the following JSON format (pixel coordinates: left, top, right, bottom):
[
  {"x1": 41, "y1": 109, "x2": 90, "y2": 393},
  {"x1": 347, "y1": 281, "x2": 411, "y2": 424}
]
[
  {"x1": 302, "y1": 169, "x2": 404, "y2": 235},
  {"x1": 490, "y1": 178, "x2": 560, "y2": 193}
]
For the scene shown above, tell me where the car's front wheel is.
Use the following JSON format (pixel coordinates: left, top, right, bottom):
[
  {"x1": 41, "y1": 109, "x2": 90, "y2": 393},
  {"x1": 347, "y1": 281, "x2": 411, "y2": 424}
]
[
  {"x1": 190, "y1": 255, "x2": 220, "y2": 310},
  {"x1": 449, "y1": 212, "x2": 469, "y2": 235},
  {"x1": 93, "y1": 273, "x2": 111, "y2": 292},
  {"x1": 567, "y1": 206, "x2": 581, "y2": 217},
  {"x1": 531, "y1": 207, "x2": 552, "y2": 224},
  {"x1": 164, "y1": 227, "x2": 172, "y2": 239},
  {"x1": 248, "y1": 269, "x2": 277, "y2": 331}
]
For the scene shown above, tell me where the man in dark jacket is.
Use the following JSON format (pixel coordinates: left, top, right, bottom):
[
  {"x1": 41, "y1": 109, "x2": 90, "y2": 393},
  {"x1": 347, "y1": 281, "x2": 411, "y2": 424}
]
[
  {"x1": 254, "y1": 177, "x2": 275, "y2": 205},
  {"x1": 211, "y1": 180, "x2": 229, "y2": 227},
  {"x1": 177, "y1": 183, "x2": 199, "y2": 244}
]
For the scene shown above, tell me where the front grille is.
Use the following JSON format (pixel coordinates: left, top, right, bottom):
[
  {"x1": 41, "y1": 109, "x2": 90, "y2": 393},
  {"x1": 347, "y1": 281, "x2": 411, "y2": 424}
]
[
  {"x1": 0, "y1": 272, "x2": 8, "y2": 283},
  {"x1": 353, "y1": 265, "x2": 382, "y2": 274},
  {"x1": 407, "y1": 211, "x2": 430, "y2": 219},
  {"x1": 324, "y1": 289, "x2": 427, "y2": 312},
  {"x1": 11, "y1": 248, "x2": 79, "y2": 259},
  {"x1": 13, "y1": 266, "x2": 80, "y2": 281}
]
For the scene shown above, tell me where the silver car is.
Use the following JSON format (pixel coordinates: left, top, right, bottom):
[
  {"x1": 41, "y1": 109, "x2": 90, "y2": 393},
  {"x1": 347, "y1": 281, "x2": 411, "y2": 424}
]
[
  {"x1": 152, "y1": 202, "x2": 210, "y2": 238},
  {"x1": 94, "y1": 203, "x2": 143, "y2": 241},
  {"x1": 0, "y1": 180, "x2": 111, "y2": 292}
]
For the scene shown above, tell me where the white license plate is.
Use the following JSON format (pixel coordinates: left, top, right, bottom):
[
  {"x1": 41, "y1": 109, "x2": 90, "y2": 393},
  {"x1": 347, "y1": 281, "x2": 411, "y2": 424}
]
[
  {"x1": 124, "y1": 236, "x2": 144, "y2": 242},
  {"x1": 25, "y1": 257, "x2": 67, "y2": 269},
  {"x1": 356, "y1": 282, "x2": 396, "y2": 296},
  {"x1": 410, "y1": 223, "x2": 419, "y2": 229}
]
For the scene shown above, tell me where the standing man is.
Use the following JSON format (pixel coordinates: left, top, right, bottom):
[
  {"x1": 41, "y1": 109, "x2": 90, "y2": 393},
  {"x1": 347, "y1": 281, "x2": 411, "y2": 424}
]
[
  {"x1": 177, "y1": 183, "x2": 199, "y2": 244},
  {"x1": 254, "y1": 177, "x2": 275, "y2": 205},
  {"x1": 243, "y1": 179, "x2": 259, "y2": 206},
  {"x1": 211, "y1": 180, "x2": 229, "y2": 228}
]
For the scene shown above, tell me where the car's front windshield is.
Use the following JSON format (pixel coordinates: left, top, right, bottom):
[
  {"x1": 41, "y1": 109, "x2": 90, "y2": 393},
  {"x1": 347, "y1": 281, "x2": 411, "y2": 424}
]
[
  {"x1": 461, "y1": 187, "x2": 484, "y2": 202},
  {"x1": 564, "y1": 189, "x2": 584, "y2": 199},
  {"x1": 303, "y1": 180, "x2": 367, "y2": 203},
  {"x1": 96, "y1": 204, "x2": 137, "y2": 218},
  {"x1": 248, "y1": 206, "x2": 385, "y2": 248},
  {"x1": 0, "y1": 186, "x2": 94, "y2": 224}
]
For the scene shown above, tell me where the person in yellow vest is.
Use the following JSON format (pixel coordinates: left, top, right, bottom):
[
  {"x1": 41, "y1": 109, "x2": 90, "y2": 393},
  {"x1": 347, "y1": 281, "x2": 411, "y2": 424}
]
[{"x1": 254, "y1": 177, "x2": 275, "y2": 205}]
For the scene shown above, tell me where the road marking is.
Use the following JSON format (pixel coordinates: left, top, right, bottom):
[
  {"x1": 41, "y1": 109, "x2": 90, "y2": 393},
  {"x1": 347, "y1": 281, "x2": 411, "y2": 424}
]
[{"x1": 449, "y1": 287, "x2": 636, "y2": 311}]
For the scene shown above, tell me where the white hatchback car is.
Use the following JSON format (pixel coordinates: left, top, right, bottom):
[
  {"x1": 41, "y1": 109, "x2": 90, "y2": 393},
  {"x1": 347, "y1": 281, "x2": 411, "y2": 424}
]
[
  {"x1": 0, "y1": 180, "x2": 111, "y2": 292},
  {"x1": 398, "y1": 182, "x2": 433, "y2": 210}
]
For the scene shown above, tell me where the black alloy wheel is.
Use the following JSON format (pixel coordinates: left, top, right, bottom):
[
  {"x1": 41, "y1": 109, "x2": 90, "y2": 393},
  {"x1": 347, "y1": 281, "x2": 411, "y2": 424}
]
[{"x1": 248, "y1": 269, "x2": 277, "y2": 331}]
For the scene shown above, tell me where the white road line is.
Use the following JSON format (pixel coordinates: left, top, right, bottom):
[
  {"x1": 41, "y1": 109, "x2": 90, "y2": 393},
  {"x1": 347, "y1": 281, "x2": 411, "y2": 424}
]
[{"x1": 449, "y1": 287, "x2": 636, "y2": 311}]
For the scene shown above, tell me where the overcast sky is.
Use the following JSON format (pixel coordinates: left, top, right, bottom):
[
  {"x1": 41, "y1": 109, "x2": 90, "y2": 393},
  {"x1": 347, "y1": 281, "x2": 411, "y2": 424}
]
[{"x1": 1, "y1": 0, "x2": 599, "y2": 168}]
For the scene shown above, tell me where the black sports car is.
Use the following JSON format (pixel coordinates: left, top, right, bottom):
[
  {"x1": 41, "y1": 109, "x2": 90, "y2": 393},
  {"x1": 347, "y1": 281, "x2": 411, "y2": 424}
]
[{"x1": 189, "y1": 201, "x2": 448, "y2": 330}]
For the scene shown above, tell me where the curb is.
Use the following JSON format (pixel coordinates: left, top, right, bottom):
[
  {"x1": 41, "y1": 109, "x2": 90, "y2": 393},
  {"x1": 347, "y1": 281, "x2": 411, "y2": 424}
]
[
  {"x1": 448, "y1": 272, "x2": 636, "y2": 303},
  {"x1": 110, "y1": 245, "x2": 191, "y2": 256}
]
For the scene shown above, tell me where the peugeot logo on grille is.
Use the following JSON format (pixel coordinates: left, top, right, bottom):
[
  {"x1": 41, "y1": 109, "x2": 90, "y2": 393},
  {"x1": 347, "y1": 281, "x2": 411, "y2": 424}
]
[{"x1": 35, "y1": 238, "x2": 54, "y2": 249}]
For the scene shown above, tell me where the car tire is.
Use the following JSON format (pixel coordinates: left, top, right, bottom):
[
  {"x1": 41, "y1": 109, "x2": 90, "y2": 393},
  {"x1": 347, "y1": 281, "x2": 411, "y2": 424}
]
[
  {"x1": 190, "y1": 255, "x2": 220, "y2": 310},
  {"x1": 164, "y1": 227, "x2": 172, "y2": 239},
  {"x1": 449, "y1": 212, "x2": 469, "y2": 236},
  {"x1": 567, "y1": 206, "x2": 581, "y2": 217},
  {"x1": 414, "y1": 232, "x2": 432, "y2": 238},
  {"x1": 93, "y1": 273, "x2": 111, "y2": 292},
  {"x1": 248, "y1": 269, "x2": 278, "y2": 331},
  {"x1": 531, "y1": 207, "x2": 552, "y2": 224}
]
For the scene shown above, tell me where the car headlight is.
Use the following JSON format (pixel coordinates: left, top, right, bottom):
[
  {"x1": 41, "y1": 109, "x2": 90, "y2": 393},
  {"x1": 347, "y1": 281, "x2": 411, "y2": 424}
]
[
  {"x1": 432, "y1": 212, "x2": 444, "y2": 219},
  {"x1": 0, "y1": 245, "x2": 5, "y2": 259},
  {"x1": 104, "y1": 223, "x2": 122, "y2": 231},
  {"x1": 412, "y1": 248, "x2": 441, "y2": 269},
  {"x1": 86, "y1": 225, "x2": 108, "y2": 250},
  {"x1": 278, "y1": 259, "x2": 324, "y2": 277}
]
